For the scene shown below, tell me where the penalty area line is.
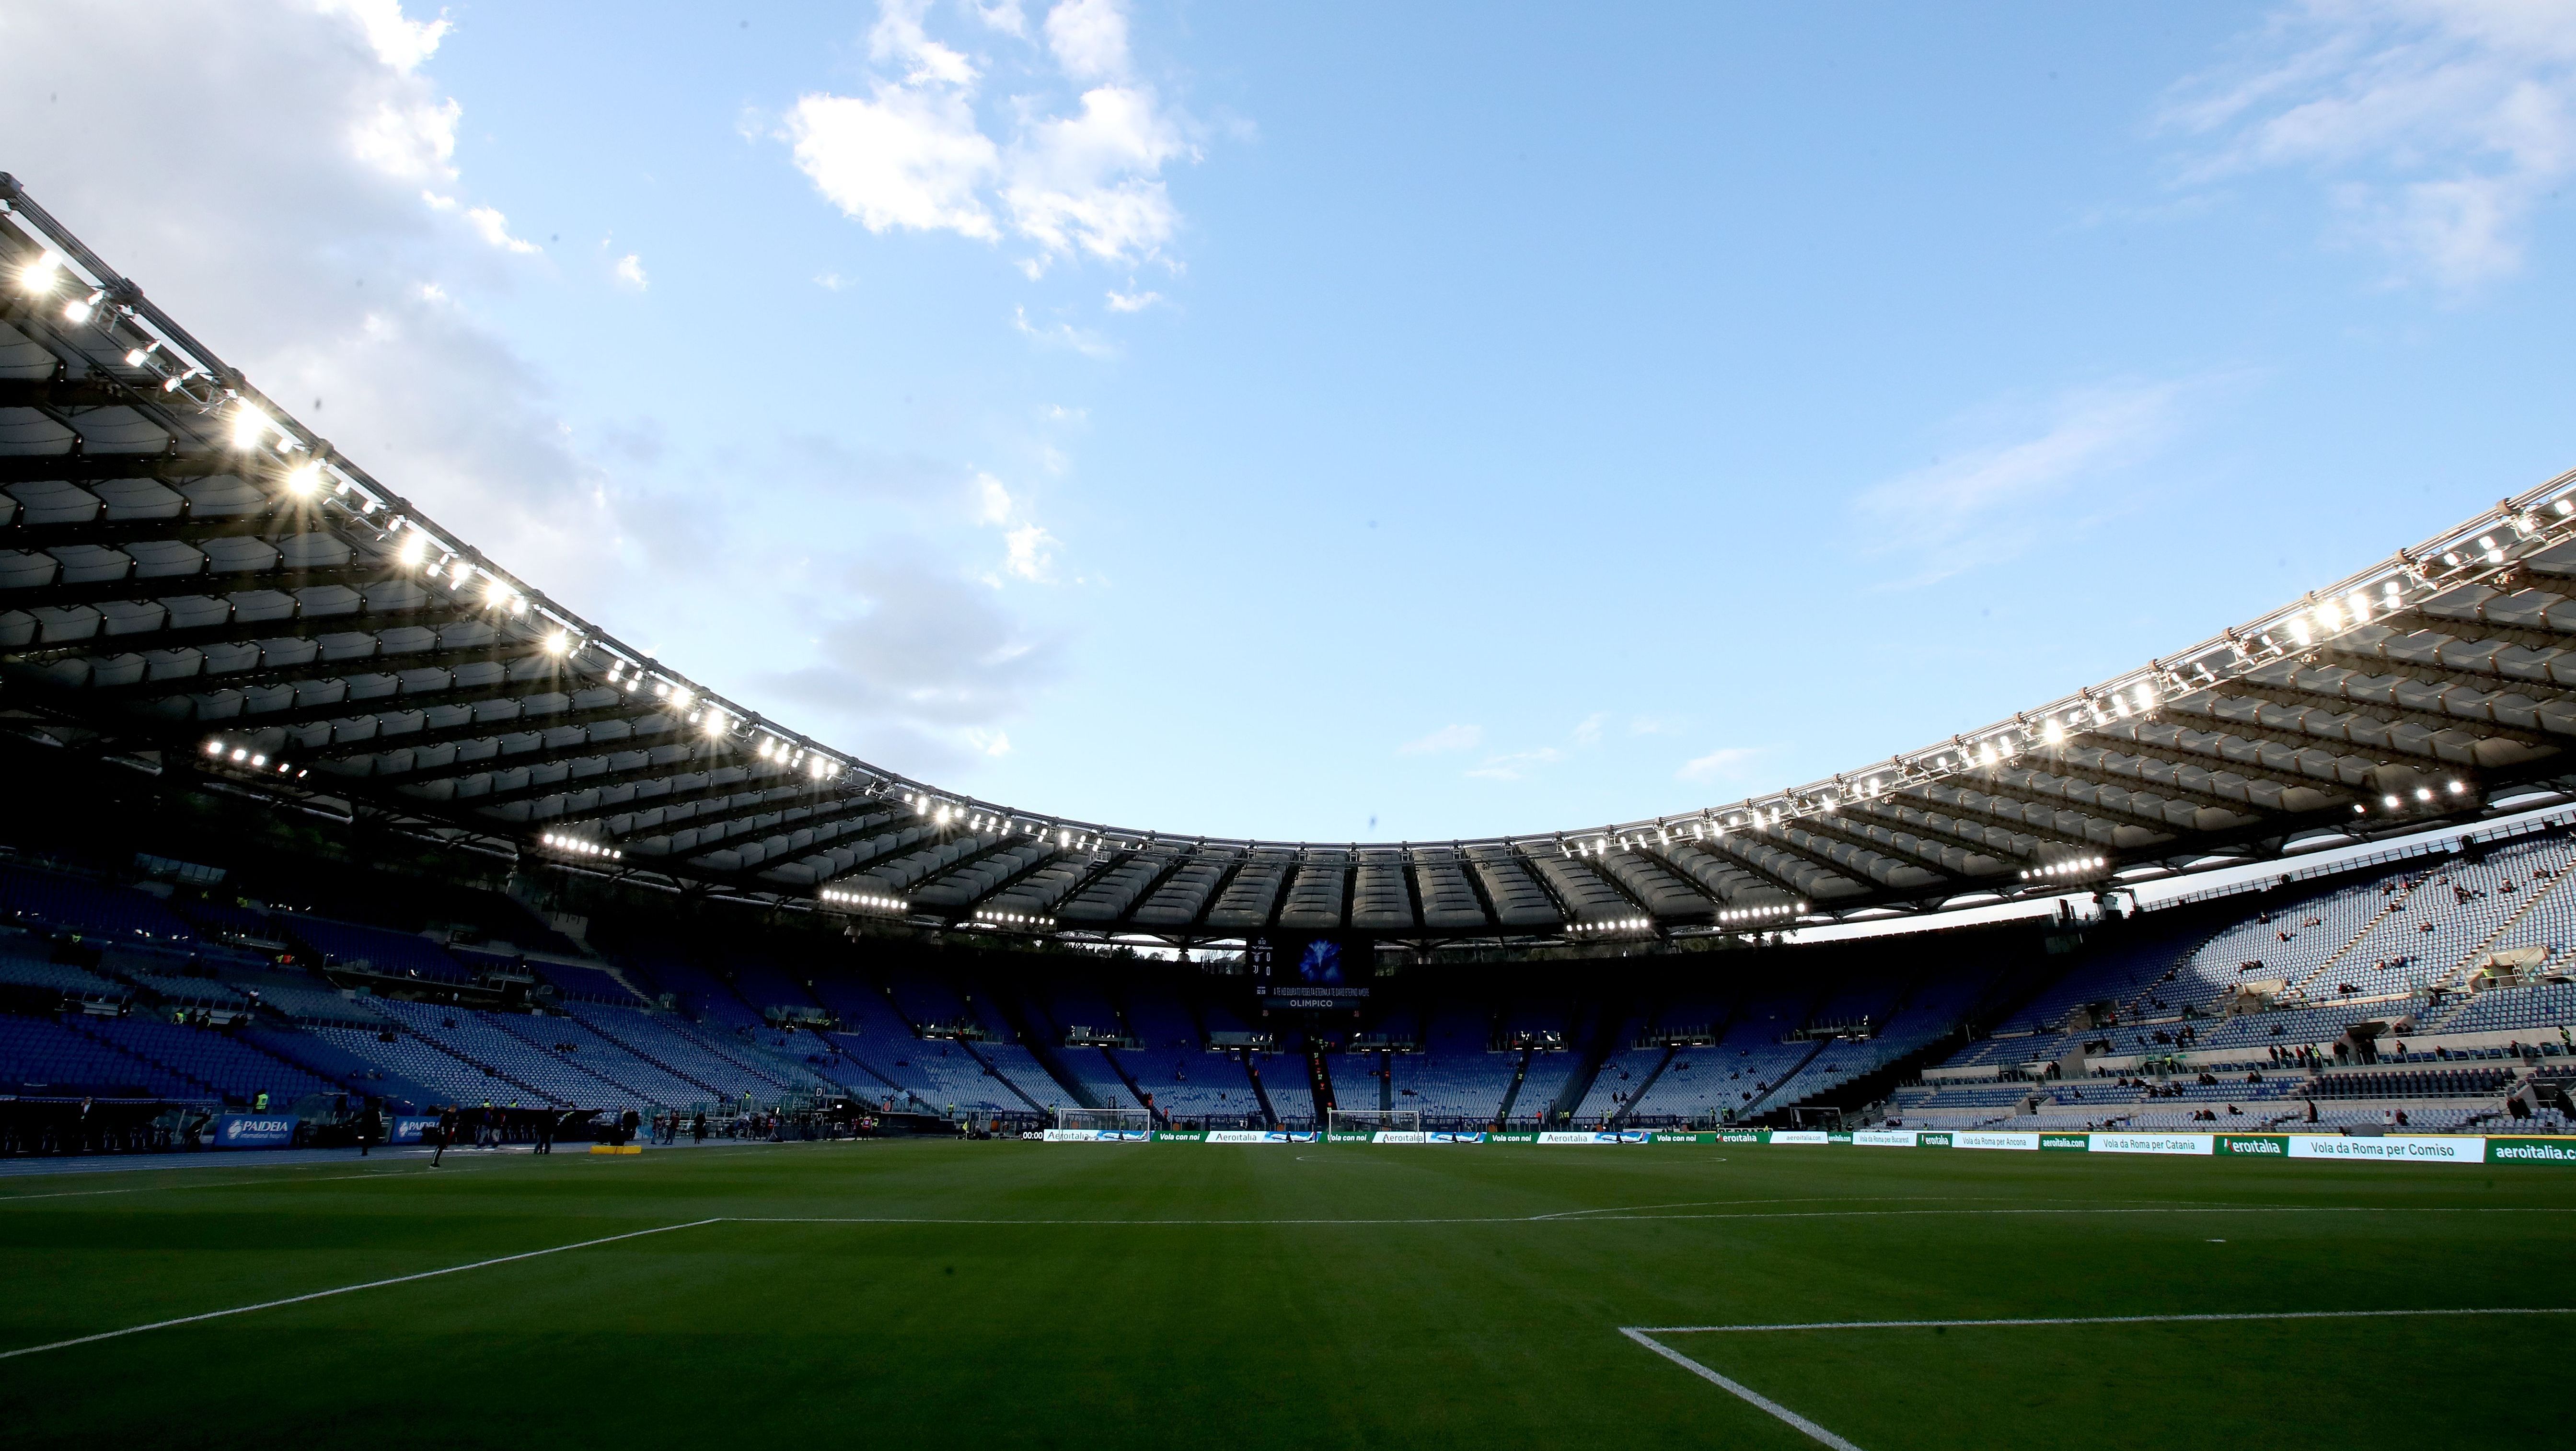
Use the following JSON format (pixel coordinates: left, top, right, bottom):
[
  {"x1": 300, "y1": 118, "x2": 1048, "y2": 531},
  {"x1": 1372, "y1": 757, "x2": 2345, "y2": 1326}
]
[
  {"x1": 1618, "y1": 1327, "x2": 1865, "y2": 1451},
  {"x1": 0, "y1": 1217, "x2": 724, "y2": 1361},
  {"x1": 1618, "y1": 1307, "x2": 2576, "y2": 1451}
]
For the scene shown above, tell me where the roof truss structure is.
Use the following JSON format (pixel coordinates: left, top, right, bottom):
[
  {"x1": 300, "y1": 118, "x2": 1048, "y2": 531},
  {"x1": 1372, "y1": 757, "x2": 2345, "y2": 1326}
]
[{"x1": 6, "y1": 174, "x2": 2576, "y2": 947}]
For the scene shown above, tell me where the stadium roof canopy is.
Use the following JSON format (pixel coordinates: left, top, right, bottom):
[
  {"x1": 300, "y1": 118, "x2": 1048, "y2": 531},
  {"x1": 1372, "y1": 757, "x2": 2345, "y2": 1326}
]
[{"x1": 6, "y1": 176, "x2": 2576, "y2": 949}]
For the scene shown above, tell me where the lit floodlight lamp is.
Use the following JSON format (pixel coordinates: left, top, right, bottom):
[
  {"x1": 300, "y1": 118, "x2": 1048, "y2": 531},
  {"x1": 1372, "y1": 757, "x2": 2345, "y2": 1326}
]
[
  {"x1": 396, "y1": 530, "x2": 429, "y2": 567},
  {"x1": 62, "y1": 290, "x2": 100, "y2": 325},
  {"x1": 123, "y1": 342, "x2": 158, "y2": 368},
  {"x1": 230, "y1": 403, "x2": 273, "y2": 450},
  {"x1": 18, "y1": 253, "x2": 61, "y2": 293},
  {"x1": 2448, "y1": 779, "x2": 2467, "y2": 794},
  {"x1": 2414, "y1": 788, "x2": 2433, "y2": 802},
  {"x1": 282, "y1": 461, "x2": 323, "y2": 498},
  {"x1": 543, "y1": 631, "x2": 571, "y2": 656}
]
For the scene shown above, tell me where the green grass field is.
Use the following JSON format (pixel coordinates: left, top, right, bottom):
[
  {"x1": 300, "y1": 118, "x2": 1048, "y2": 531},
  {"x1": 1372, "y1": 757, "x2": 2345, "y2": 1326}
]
[{"x1": 4, "y1": 1141, "x2": 2568, "y2": 1450}]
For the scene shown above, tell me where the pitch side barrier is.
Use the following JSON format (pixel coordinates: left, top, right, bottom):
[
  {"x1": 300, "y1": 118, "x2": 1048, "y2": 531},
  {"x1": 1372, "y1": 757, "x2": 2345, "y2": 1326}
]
[{"x1": 1080, "y1": 1128, "x2": 2576, "y2": 1163}]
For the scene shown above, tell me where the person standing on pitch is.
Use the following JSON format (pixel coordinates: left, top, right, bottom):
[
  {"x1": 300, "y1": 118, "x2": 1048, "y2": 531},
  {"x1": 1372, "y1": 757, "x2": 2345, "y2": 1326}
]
[
  {"x1": 359, "y1": 1098, "x2": 383, "y2": 1158},
  {"x1": 432, "y1": 1104, "x2": 457, "y2": 1166},
  {"x1": 533, "y1": 1109, "x2": 554, "y2": 1155}
]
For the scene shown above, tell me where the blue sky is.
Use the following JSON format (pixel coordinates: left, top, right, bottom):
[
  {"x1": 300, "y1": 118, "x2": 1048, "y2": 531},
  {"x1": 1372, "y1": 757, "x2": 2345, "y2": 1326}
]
[{"x1": 7, "y1": 1, "x2": 2573, "y2": 841}]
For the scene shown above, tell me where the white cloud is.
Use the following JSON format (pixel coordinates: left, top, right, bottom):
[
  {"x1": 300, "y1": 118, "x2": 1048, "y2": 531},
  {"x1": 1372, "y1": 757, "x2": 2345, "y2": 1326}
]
[
  {"x1": 1105, "y1": 286, "x2": 1163, "y2": 312},
  {"x1": 975, "y1": 472, "x2": 1017, "y2": 525},
  {"x1": 787, "y1": 86, "x2": 1001, "y2": 239},
  {"x1": 814, "y1": 271, "x2": 849, "y2": 290},
  {"x1": 2162, "y1": 0, "x2": 2576, "y2": 290},
  {"x1": 782, "y1": 0, "x2": 1197, "y2": 268},
  {"x1": 766, "y1": 555, "x2": 1064, "y2": 771},
  {"x1": 612, "y1": 252, "x2": 647, "y2": 289},
  {"x1": 1850, "y1": 381, "x2": 2192, "y2": 587},
  {"x1": 1399, "y1": 724, "x2": 1483, "y2": 755},
  {"x1": 1013, "y1": 304, "x2": 1118, "y2": 358},
  {"x1": 1003, "y1": 523, "x2": 1058, "y2": 582},
  {"x1": 1045, "y1": 0, "x2": 1131, "y2": 81},
  {"x1": 1465, "y1": 748, "x2": 1563, "y2": 782},
  {"x1": 465, "y1": 204, "x2": 540, "y2": 254},
  {"x1": 321, "y1": 0, "x2": 452, "y2": 72},
  {"x1": 1678, "y1": 746, "x2": 1763, "y2": 784},
  {"x1": 1570, "y1": 712, "x2": 1607, "y2": 747},
  {"x1": 972, "y1": 0, "x2": 1029, "y2": 38},
  {"x1": 1003, "y1": 84, "x2": 1188, "y2": 262},
  {"x1": 869, "y1": 0, "x2": 979, "y2": 87}
]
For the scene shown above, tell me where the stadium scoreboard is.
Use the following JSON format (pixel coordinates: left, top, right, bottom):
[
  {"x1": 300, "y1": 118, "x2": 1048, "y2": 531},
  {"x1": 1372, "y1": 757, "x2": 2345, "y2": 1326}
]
[{"x1": 1250, "y1": 934, "x2": 1372, "y2": 1011}]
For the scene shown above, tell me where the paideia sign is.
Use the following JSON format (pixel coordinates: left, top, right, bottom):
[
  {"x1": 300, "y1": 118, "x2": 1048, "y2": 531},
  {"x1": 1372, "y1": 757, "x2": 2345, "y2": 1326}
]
[{"x1": 213, "y1": 1114, "x2": 295, "y2": 1148}]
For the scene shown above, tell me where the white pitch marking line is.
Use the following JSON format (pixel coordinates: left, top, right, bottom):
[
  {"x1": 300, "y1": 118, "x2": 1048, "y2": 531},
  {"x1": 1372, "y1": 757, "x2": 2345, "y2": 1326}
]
[
  {"x1": 730, "y1": 1203, "x2": 2576, "y2": 1227},
  {"x1": 1619, "y1": 1307, "x2": 2576, "y2": 1451},
  {"x1": 0, "y1": 1164, "x2": 485, "y2": 1206},
  {"x1": 1618, "y1": 1327, "x2": 1866, "y2": 1451},
  {"x1": 1635, "y1": 1306, "x2": 2576, "y2": 1335},
  {"x1": 0, "y1": 1217, "x2": 723, "y2": 1361}
]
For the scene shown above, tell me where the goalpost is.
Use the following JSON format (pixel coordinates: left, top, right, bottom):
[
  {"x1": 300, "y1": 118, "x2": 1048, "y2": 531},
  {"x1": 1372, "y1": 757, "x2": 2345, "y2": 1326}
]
[
  {"x1": 1047, "y1": 1107, "x2": 1153, "y2": 1141},
  {"x1": 1327, "y1": 1108, "x2": 1426, "y2": 1143}
]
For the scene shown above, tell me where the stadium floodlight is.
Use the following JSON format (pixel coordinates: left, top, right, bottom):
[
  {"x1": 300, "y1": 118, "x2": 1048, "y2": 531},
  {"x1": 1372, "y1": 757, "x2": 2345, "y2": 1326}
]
[
  {"x1": 18, "y1": 252, "x2": 60, "y2": 292},
  {"x1": 62, "y1": 290, "x2": 99, "y2": 325},
  {"x1": 123, "y1": 341, "x2": 157, "y2": 368},
  {"x1": 283, "y1": 461, "x2": 323, "y2": 497},
  {"x1": 229, "y1": 403, "x2": 273, "y2": 450},
  {"x1": 544, "y1": 631, "x2": 571, "y2": 656},
  {"x1": 1327, "y1": 1108, "x2": 1424, "y2": 1142}
]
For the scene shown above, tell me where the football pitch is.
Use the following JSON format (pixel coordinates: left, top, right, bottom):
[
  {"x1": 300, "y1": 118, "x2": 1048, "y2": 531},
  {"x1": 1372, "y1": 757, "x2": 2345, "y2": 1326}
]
[{"x1": 4, "y1": 1140, "x2": 2567, "y2": 1450}]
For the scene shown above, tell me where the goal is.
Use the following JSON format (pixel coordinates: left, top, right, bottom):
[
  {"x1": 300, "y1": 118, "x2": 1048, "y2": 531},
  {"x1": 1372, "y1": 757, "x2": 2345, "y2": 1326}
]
[
  {"x1": 1327, "y1": 1108, "x2": 1425, "y2": 1142},
  {"x1": 1048, "y1": 1107, "x2": 1152, "y2": 1140}
]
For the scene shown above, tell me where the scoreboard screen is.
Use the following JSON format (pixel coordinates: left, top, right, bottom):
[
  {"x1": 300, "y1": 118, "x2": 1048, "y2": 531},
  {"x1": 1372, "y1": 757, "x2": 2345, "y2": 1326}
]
[{"x1": 1252, "y1": 934, "x2": 1371, "y2": 1009}]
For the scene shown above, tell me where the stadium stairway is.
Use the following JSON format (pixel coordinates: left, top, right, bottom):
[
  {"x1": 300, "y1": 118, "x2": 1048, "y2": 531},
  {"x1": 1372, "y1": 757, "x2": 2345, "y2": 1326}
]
[
  {"x1": 988, "y1": 989, "x2": 1103, "y2": 1110},
  {"x1": 1543, "y1": 1001, "x2": 1631, "y2": 1126},
  {"x1": 1243, "y1": 1053, "x2": 1281, "y2": 1126},
  {"x1": 1490, "y1": 1048, "x2": 1534, "y2": 1123},
  {"x1": 1760, "y1": 1021, "x2": 1979, "y2": 1126},
  {"x1": 956, "y1": 1038, "x2": 1051, "y2": 1114},
  {"x1": 1305, "y1": 1048, "x2": 1335, "y2": 1115},
  {"x1": 237, "y1": 1026, "x2": 443, "y2": 1108},
  {"x1": 2430, "y1": 864, "x2": 2576, "y2": 994},
  {"x1": 1096, "y1": 1046, "x2": 1159, "y2": 1120},
  {"x1": 1733, "y1": 1038, "x2": 1829, "y2": 1120},
  {"x1": 1605, "y1": 1046, "x2": 1675, "y2": 1127},
  {"x1": 2284, "y1": 879, "x2": 2427, "y2": 999}
]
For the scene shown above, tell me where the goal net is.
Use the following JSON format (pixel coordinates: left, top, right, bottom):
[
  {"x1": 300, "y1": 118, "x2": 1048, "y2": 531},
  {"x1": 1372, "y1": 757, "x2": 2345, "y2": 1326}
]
[
  {"x1": 1047, "y1": 1107, "x2": 1152, "y2": 1141},
  {"x1": 1327, "y1": 1108, "x2": 1425, "y2": 1142}
]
